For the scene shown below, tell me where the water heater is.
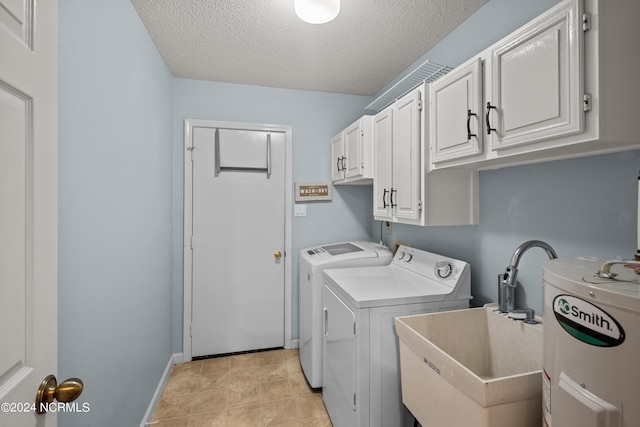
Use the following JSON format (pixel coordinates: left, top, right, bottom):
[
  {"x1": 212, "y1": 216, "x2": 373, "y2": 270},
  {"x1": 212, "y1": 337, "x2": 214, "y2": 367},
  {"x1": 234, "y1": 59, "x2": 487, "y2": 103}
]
[{"x1": 542, "y1": 257, "x2": 640, "y2": 426}]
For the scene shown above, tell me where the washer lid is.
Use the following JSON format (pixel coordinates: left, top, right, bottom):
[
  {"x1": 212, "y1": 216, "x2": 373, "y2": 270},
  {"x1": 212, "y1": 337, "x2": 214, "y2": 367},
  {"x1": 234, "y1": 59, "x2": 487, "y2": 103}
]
[
  {"x1": 321, "y1": 242, "x2": 363, "y2": 256},
  {"x1": 323, "y1": 264, "x2": 465, "y2": 308},
  {"x1": 301, "y1": 241, "x2": 392, "y2": 265}
]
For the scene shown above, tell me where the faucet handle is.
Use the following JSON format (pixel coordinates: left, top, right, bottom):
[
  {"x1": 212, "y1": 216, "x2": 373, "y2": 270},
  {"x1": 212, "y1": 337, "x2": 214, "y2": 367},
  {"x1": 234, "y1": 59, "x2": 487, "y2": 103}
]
[{"x1": 507, "y1": 308, "x2": 537, "y2": 324}]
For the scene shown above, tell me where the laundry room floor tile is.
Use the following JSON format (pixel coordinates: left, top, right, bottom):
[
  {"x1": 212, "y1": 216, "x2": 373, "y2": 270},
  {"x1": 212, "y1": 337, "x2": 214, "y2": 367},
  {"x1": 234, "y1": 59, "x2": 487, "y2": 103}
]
[{"x1": 151, "y1": 348, "x2": 332, "y2": 426}]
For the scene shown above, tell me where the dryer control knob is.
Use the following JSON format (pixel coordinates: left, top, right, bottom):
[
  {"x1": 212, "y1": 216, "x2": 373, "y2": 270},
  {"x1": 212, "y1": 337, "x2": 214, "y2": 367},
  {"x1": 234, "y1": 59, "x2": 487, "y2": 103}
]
[
  {"x1": 405, "y1": 254, "x2": 413, "y2": 262},
  {"x1": 436, "y1": 263, "x2": 454, "y2": 278}
]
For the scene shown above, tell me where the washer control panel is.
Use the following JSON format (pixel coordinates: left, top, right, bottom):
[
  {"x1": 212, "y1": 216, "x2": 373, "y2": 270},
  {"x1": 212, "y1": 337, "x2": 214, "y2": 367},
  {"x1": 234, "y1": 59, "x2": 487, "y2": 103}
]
[{"x1": 392, "y1": 245, "x2": 469, "y2": 286}]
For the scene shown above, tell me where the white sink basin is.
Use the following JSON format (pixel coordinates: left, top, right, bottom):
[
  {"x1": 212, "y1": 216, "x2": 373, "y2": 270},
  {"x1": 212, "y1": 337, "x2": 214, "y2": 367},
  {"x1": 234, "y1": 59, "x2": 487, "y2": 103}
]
[{"x1": 395, "y1": 305, "x2": 543, "y2": 427}]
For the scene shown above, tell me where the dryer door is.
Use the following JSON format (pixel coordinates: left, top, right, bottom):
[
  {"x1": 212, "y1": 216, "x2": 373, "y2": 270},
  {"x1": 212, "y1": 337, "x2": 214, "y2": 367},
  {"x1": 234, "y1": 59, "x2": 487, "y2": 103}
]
[{"x1": 323, "y1": 285, "x2": 357, "y2": 426}]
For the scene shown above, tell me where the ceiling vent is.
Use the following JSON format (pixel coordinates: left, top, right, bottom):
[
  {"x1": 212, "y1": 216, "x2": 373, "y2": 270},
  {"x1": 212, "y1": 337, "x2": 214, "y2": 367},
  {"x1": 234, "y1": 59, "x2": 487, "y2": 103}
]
[{"x1": 365, "y1": 59, "x2": 452, "y2": 112}]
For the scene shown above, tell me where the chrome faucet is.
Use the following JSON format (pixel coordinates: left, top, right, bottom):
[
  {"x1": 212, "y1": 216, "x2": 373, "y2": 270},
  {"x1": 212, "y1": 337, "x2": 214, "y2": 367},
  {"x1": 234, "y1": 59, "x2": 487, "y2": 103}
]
[{"x1": 499, "y1": 240, "x2": 558, "y2": 314}]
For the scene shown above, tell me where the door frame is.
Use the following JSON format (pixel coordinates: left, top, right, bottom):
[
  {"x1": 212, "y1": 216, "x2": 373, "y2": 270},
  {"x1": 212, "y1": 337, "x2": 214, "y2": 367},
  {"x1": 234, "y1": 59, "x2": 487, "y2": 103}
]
[{"x1": 182, "y1": 119, "x2": 293, "y2": 361}]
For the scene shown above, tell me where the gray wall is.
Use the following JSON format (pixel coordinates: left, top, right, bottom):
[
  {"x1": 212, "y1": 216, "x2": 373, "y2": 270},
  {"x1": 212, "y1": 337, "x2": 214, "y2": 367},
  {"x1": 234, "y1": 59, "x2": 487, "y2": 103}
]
[{"x1": 58, "y1": 0, "x2": 174, "y2": 426}]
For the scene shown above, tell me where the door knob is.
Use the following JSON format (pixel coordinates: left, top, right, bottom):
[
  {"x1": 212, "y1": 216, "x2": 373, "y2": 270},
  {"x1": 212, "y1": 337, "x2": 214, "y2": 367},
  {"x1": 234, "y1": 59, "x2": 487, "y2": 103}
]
[
  {"x1": 274, "y1": 251, "x2": 282, "y2": 260},
  {"x1": 35, "y1": 375, "x2": 84, "y2": 414}
]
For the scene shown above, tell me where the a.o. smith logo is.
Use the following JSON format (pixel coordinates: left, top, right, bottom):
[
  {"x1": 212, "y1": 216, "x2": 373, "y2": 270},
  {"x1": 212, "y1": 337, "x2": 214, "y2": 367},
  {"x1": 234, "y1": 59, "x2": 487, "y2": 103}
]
[{"x1": 553, "y1": 295, "x2": 625, "y2": 347}]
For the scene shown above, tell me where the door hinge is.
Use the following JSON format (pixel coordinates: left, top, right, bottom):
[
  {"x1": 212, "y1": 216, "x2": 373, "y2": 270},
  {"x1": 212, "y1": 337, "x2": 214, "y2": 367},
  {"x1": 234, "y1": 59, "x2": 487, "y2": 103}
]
[
  {"x1": 582, "y1": 13, "x2": 591, "y2": 32},
  {"x1": 353, "y1": 322, "x2": 356, "y2": 335},
  {"x1": 583, "y1": 94, "x2": 592, "y2": 112},
  {"x1": 187, "y1": 145, "x2": 195, "y2": 162},
  {"x1": 417, "y1": 200, "x2": 423, "y2": 210},
  {"x1": 417, "y1": 99, "x2": 423, "y2": 111},
  {"x1": 354, "y1": 393, "x2": 356, "y2": 407},
  {"x1": 190, "y1": 323, "x2": 193, "y2": 337},
  {"x1": 190, "y1": 236, "x2": 194, "y2": 250}
]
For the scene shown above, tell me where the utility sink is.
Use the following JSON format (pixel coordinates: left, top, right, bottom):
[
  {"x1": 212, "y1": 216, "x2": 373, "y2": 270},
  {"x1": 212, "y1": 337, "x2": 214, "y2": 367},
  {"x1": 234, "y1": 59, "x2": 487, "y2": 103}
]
[{"x1": 395, "y1": 305, "x2": 543, "y2": 427}]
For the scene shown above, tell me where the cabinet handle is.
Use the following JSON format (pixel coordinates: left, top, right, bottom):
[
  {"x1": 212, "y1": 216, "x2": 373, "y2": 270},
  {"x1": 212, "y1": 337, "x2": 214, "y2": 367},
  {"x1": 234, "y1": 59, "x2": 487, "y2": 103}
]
[
  {"x1": 324, "y1": 307, "x2": 328, "y2": 336},
  {"x1": 382, "y1": 188, "x2": 389, "y2": 208},
  {"x1": 266, "y1": 133, "x2": 272, "y2": 177},
  {"x1": 486, "y1": 102, "x2": 497, "y2": 135},
  {"x1": 467, "y1": 109, "x2": 477, "y2": 140},
  {"x1": 390, "y1": 188, "x2": 397, "y2": 208},
  {"x1": 214, "y1": 128, "x2": 221, "y2": 176},
  {"x1": 337, "y1": 156, "x2": 347, "y2": 171}
]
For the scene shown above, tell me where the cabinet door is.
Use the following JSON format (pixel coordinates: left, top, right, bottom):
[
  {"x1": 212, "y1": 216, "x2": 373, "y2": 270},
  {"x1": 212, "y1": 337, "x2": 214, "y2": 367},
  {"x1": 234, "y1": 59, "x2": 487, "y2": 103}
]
[
  {"x1": 430, "y1": 58, "x2": 483, "y2": 163},
  {"x1": 344, "y1": 120, "x2": 363, "y2": 179},
  {"x1": 322, "y1": 285, "x2": 357, "y2": 425},
  {"x1": 331, "y1": 133, "x2": 344, "y2": 182},
  {"x1": 489, "y1": 0, "x2": 583, "y2": 150},
  {"x1": 392, "y1": 89, "x2": 421, "y2": 220},
  {"x1": 373, "y1": 108, "x2": 393, "y2": 219}
]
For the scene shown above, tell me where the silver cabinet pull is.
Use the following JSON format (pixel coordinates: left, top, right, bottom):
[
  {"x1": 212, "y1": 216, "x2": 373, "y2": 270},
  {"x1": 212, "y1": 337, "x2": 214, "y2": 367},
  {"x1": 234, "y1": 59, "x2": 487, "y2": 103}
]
[
  {"x1": 267, "y1": 133, "x2": 272, "y2": 177},
  {"x1": 324, "y1": 307, "x2": 328, "y2": 336},
  {"x1": 214, "y1": 128, "x2": 221, "y2": 176}
]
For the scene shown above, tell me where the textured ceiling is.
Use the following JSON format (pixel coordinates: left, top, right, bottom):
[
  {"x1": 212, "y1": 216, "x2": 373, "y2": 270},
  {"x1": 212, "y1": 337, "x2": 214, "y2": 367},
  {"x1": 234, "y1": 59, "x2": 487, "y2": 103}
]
[{"x1": 131, "y1": 0, "x2": 487, "y2": 96}]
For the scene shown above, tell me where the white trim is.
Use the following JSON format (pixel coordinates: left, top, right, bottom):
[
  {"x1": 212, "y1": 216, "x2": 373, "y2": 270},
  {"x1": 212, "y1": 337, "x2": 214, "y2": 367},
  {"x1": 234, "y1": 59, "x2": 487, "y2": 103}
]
[
  {"x1": 182, "y1": 119, "x2": 293, "y2": 361},
  {"x1": 139, "y1": 353, "x2": 183, "y2": 427}
]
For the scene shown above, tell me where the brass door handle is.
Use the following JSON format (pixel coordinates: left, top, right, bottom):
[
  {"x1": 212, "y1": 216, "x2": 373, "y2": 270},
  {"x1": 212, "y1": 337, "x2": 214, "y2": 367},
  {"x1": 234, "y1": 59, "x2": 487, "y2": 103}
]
[
  {"x1": 274, "y1": 251, "x2": 282, "y2": 260},
  {"x1": 35, "y1": 374, "x2": 84, "y2": 414}
]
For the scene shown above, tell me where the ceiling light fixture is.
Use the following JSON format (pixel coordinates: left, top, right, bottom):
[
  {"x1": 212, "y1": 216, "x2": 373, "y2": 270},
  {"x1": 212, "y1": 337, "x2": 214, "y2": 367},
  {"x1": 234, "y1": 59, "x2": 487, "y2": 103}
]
[{"x1": 294, "y1": 0, "x2": 340, "y2": 24}]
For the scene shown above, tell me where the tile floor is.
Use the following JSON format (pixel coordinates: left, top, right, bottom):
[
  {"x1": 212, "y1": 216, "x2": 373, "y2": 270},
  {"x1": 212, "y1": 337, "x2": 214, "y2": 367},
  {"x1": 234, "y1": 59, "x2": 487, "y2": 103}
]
[{"x1": 150, "y1": 348, "x2": 332, "y2": 426}]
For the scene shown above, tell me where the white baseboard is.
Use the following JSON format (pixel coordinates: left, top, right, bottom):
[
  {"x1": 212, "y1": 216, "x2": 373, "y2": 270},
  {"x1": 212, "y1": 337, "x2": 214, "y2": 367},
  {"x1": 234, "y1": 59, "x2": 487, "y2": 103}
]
[
  {"x1": 290, "y1": 339, "x2": 299, "y2": 349},
  {"x1": 140, "y1": 353, "x2": 182, "y2": 427}
]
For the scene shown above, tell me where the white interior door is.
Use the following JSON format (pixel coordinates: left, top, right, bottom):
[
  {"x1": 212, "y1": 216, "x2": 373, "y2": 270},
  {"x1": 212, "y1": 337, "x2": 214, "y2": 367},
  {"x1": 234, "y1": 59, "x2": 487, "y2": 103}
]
[
  {"x1": 190, "y1": 124, "x2": 286, "y2": 357},
  {"x1": 0, "y1": 0, "x2": 58, "y2": 425}
]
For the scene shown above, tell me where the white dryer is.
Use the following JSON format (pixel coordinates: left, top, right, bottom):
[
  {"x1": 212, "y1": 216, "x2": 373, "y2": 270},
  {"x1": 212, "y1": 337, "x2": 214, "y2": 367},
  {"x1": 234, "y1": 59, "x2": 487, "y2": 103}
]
[
  {"x1": 299, "y1": 241, "x2": 392, "y2": 388},
  {"x1": 322, "y1": 245, "x2": 471, "y2": 427}
]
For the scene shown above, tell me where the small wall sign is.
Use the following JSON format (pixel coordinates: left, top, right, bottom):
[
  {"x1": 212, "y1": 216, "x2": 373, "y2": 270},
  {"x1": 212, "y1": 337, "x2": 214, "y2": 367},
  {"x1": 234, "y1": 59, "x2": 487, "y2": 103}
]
[{"x1": 295, "y1": 182, "x2": 332, "y2": 202}]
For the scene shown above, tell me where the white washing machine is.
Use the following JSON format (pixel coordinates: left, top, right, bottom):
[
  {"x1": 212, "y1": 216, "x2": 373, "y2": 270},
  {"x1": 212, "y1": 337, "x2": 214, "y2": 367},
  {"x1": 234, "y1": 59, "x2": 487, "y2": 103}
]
[
  {"x1": 543, "y1": 257, "x2": 640, "y2": 427},
  {"x1": 322, "y1": 245, "x2": 472, "y2": 427},
  {"x1": 299, "y1": 241, "x2": 392, "y2": 388}
]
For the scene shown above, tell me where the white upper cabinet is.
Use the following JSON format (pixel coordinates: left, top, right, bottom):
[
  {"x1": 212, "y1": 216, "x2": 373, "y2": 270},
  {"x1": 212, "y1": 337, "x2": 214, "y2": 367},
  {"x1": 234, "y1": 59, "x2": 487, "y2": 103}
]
[
  {"x1": 344, "y1": 120, "x2": 366, "y2": 179},
  {"x1": 392, "y1": 89, "x2": 423, "y2": 220},
  {"x1": 429, "y1": 0, "x2": 640, "y2": 170},
  {"x1": 373, "y1": 84, "x2": 479, "y2": 226},
  {"x1": 488, "y1": 0, "x2": 583, "y2": 150},
  {"x1": 331, "y1": 116, "x2": 374, "y2": 185},
  {"x1": 374, "y1": 88, "x2": 422, "y2": 223},
  {"x1": 331, "y1": 133, "x2": 345, "y2": 182},
  {"x1": 430, "y1": 58, "x2": 483, "y2": 163},
  {"x1": 373, "y1": 107, "x2": 393, "y2": 219}
]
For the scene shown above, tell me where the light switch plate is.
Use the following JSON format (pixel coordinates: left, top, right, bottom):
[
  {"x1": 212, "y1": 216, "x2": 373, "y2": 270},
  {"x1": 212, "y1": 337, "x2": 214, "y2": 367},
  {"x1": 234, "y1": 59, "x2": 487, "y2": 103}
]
[{"x1": 294, "y1": 204, "x2": 307, "y2": 217}]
